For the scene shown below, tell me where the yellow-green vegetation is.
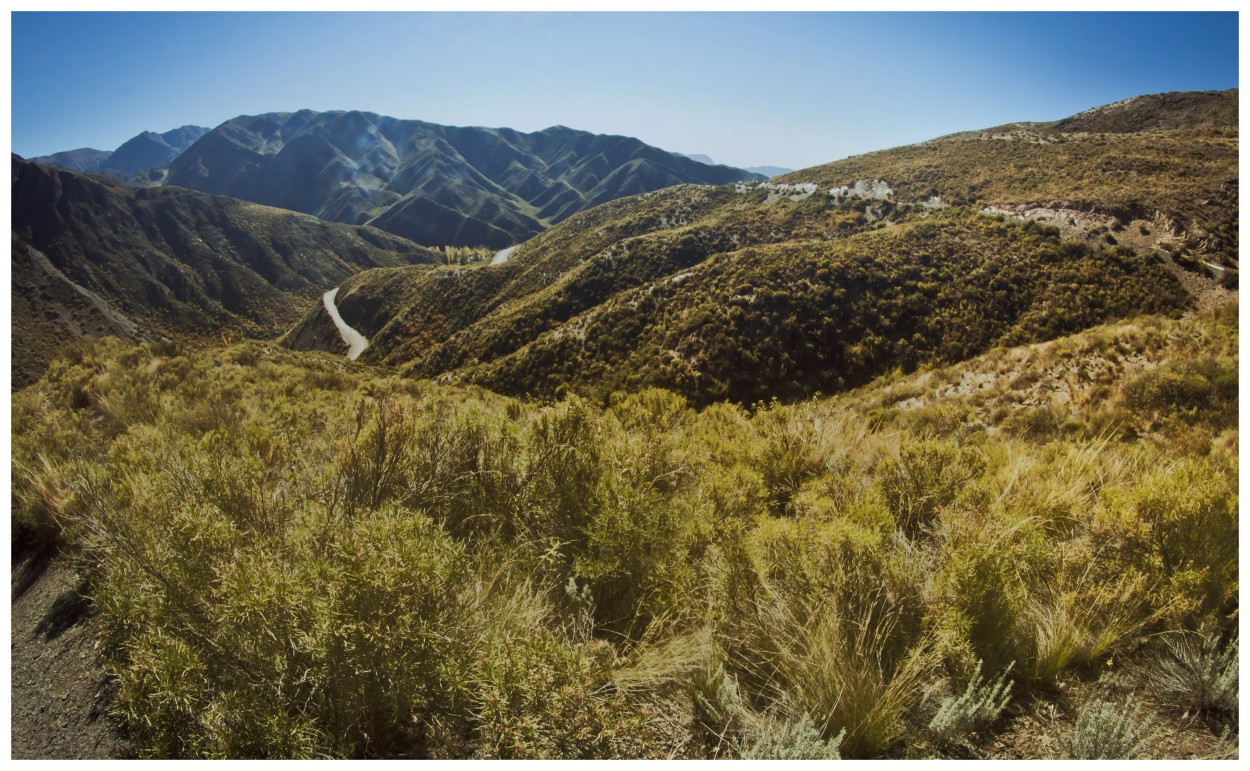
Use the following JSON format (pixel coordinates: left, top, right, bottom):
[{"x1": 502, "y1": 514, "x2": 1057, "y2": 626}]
[
  {"x1": 732, "y1": 93, "x2": 1241, "y2": 263},
  {"x1": 782, "y1": 116, "x2": 1236, "y2": 263},
  {"x1": 12, "y1": 300, "x2": 1236, "y2": 758},
  {"x1": 289, "y1": 197, "x2": 1191, "y2": 408},
  {"x1": 454, "y1": 211, "x2": 1189, "y2": 406}
]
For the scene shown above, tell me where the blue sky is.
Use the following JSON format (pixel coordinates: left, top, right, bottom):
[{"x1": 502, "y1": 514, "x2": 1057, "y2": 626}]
[{"x1": 10, "y1": 11, "x2": 1239, "y2": 170}]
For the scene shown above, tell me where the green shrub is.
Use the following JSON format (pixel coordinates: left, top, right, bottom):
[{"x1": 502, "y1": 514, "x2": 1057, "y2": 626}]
[
  {"x1": 878, "y1": 441, "x2": 985, "y2": 538},
  {"x1": 472, "y1": 630, "x2": 625, "y2": 759},
  {"x1": 929, "y1": 532, "x2": 1029, "y2": 676},
  {"x1": 752, "y1": 401, "x2": 828, "y2": 517},
  {"x1": 332, "y1": 398, "x2": 418, "y2": 520},
  {"x1": 575, "y1": 480, "x2": 701, "y2": 638},
  {"x1": 1125, "y1": 362, "x2": 1210, "y2": 414},
  {"x1": 1124, "y1": 457, "x2": 1238, "y2": 620}
]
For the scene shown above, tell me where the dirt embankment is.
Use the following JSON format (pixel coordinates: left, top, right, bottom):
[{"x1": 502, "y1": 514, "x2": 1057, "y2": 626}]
[{"x1": 11, "y1": 543, "x2": 131, "y2": 759}]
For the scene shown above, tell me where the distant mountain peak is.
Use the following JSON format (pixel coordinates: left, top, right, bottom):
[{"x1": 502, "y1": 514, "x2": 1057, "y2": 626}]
[
  {"x1": 28, "y1": 147, "x2": 111, "y2": 173},
  {"x1": 743, "y1": 165, "x2": 793, "y2": 178},
  {"x1": 163, "y1": 111, "x2": 767, "y2": 248},
  {"x1": 32, "y1": 124, "x2": 211, "y2": 179},
  {"x1": 680, "y1": 152, "x2": 716, "y2": 166}
]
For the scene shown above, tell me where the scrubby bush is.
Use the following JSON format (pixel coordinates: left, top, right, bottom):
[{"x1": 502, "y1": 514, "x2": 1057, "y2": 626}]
[
  {"x1": 878, "y1": 440, "x2": 984, "y2": 538},
  {"x1": 925, "y1": 661, "x2": 1014, "y2": 747},
  {"x1": 10, "y1": 299, "x2": 1238, "y2": 758},
  {"x1": 1062, "y1": 693, "x2": 1160, "y2": 759},
  {"x1": 1120, "y1": 457, "x2": 1238, "y2": 622},
  {"x1": 737, "y1": 714, "x2": 844, "y2": 759}
]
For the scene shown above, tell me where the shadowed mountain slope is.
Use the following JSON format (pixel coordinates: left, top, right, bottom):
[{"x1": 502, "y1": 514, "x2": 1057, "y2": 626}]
[
  {"x1": 31, "y1": 125, "x2": 210, "y2": 182},
  {"x1": 99, "y1": 125, "x2": 211, "y2": 176},
  {"x1": 28, "y1": 148, "x2": 111, "y2": 173},
  {"x1": 11, "y1": 155, "x2": 440, "y2": 388}
]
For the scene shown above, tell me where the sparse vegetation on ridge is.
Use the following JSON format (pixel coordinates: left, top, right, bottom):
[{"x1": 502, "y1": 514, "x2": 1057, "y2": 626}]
[{"x1": 287, "y1": 199, "x2": 1193, "y2": 408}]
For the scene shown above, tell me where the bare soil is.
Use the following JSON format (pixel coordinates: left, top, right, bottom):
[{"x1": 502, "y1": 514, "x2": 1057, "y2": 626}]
[{"x1": 10, "y1": 541, "x2": 131, "y2": 759}]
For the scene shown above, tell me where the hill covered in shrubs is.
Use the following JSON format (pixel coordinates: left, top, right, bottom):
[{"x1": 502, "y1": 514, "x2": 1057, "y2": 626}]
[{"x1": 284, "y1": 90, "x2": 1235, "y2": 407}]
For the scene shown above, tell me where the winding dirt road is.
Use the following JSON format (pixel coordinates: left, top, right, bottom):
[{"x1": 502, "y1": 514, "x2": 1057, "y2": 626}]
[{"x1": 323, "y1": 287, "x2": 368, "y2": 360}]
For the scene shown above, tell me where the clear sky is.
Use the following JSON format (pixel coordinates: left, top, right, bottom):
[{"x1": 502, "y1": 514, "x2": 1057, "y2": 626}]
[{"x1": 10, "y1": 11, "x2": 1239, "y2": 170}]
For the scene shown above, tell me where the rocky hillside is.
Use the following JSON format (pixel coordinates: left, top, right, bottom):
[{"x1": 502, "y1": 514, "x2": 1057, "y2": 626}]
[
  {"x1": 283, "y1": 90, "x2": 1234, "y2": 407},
  {"x1": 163, "y1": 110, "x2": 763, "y2": 248},
  {"x1": 11, "y1": 156, "x2": 440, "y2": 388}
]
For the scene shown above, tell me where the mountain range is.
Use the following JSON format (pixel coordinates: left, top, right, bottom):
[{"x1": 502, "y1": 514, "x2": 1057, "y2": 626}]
[
  {"x1": 32, "y1": 125, "x2": 209, "y2": 181},
  {"x1": 280, "y1": 89, "x2": 1235, "y2": 406},
  {"x1": 13, "y1": 90, "x2": 1236, "y2": 401},
  {"x1": 681, "y1": 152, "x2": 792, "y2": 178},
  {"x1": 32, "y1": 114, "x2": 767, "y2": 249}
]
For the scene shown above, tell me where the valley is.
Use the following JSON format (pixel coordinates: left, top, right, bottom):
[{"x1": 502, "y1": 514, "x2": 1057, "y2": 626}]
[
  {"x1": 280, "y1": 90, "x2": 1233, "y2": 410},
  {"x1": 10, "y1": 86, "x2": 1239, "y2": 760},
  {"x1": 10, "y1": 155, "x2": 441, "y2": 388}
]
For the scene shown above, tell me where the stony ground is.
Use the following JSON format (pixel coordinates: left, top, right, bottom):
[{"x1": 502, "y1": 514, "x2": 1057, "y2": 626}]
[{"x1": 10, "y1": 541, "x2": 130, "y2": 759}]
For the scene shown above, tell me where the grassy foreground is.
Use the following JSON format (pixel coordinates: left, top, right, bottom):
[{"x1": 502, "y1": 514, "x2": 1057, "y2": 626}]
[{"x1": 11, "y1": 303, "x2": 1238, "y2": 758}]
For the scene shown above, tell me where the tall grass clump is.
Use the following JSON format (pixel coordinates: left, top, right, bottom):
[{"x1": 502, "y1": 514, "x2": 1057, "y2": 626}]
[
  {"x1": 711, "y1": 521, "x2": 933, "y2": 758},
  {"x1": 1145, "y1": 628, "x2": 1238, "y2": 717}
]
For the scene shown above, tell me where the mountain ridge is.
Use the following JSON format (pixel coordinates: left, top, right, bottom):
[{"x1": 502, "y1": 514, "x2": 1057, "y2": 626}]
[
  {"x1": 31, "y1": 124, "x2": 210, "y2": 180},
  {"x1": 281, "y1": 89, "x2": 1233, "y2": 406},
  {"x1": 162, "y1": 110, "x2": 765, "y2": 248}
]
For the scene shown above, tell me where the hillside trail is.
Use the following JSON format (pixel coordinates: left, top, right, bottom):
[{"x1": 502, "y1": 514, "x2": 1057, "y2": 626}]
[
  {"x1": 323, "y1": 287, "x2": 369, "y2": 360},
  {"x1": 10, "y1": 541, "x2": 131, "y2": 758}
]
